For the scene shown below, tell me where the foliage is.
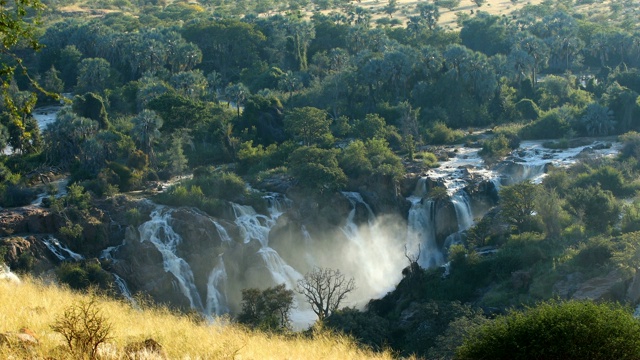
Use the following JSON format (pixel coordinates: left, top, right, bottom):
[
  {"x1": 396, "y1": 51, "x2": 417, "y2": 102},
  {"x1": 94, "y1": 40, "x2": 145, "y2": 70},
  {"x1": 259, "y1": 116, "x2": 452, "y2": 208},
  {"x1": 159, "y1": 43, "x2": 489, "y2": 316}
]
[
  {"x1": 456, "y1": 301, "x2": 640, "y2": 360},
  {"x1": 339, "y1": 139, "x2": 404, "y2": 182},
  {"x1": 479, "y1": 133, "x2": 518, "y2": 162},
  {"x1": 425, "y1": 122, "x2": 464, "y2": 145},
  {"x1": 622, "y1": 200, "x2": 640, "y2": 233},
  {"x1": 519, "y1": 107, "x2": 573, "y2": 139},
  {"x1": 51, "y1": 298, "x2": 112, "y2": 360},
  {"x1": 56, "y1": 261, "x2": 112, "y2": 291},
  {"x1": 415, "y1": 151, "x2": 439, "y2": 168},
  {"x1": 565, "y1": 185, "x2": 621, "y2": 234},
  {"x1": 237, "y1": 284, "x2": 294, "y2": 332},
  {"x1": 284, "y1": 106, "x2": 333, "y2": 146},
  {"x1": 499, "y1": 182, "x2": 539, "y2": 233},
  {"x1": 324, "y1": 308, "x2": 390, "y2": 351},
  {"x1": 514, "y1": 99, "x2": 540, "y2": 121},
  {"x1": 155, "y1": 171, "x2": 246, "y2": 215},
  {"x1": 288, "y1": 146, "x2": 346, "y2": 195}
]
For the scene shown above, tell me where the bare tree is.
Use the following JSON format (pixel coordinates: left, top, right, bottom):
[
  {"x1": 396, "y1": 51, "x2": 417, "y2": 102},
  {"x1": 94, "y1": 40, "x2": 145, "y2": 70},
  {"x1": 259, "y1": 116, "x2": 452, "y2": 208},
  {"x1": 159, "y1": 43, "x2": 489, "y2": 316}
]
[{"x1": 296, "y1": 267, "x2": 355, "y2": 321}]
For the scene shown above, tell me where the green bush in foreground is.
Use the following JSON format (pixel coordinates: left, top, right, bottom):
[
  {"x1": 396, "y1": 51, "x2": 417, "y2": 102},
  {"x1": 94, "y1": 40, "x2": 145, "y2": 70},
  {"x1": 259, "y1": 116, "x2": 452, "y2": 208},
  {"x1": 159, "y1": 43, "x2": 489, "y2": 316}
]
[{"x1": 456, "y1": 300, "x2": 640, "y2": 360}]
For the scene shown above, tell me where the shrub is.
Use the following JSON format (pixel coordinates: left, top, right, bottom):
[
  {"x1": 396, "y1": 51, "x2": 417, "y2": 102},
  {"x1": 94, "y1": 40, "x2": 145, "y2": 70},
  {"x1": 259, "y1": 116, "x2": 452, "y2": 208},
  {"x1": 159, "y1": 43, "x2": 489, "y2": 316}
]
[
  {"x1": 519, "y1": 108, "x2": 572, "y2": 139},
  {"x1": 619, "y1": 131, "x2": 640, "y2": 160},
  {"x1": 426, "y1": 122, "x2": 464, "y2": 145},
  {"x1": 324, "y1": 308, "x2": 390, "y2": 351},
  {"x1": 415, "y1": 151, "x2": 439, "y2": 168},
  {"x1": 622, "y1": 200, "x2": 640, "y2": 233},
  {"x1": 572, "y1": 238, "x2": 613, "y2": 268},
  {"x1": 575, "y1": 166, "x2": 628, "y2": 197},
  {"x1": 514, "y1": 99, "x2": 540, "y2": 121},
  {"x1": 456, "y1": 301, "x2": 640, "y2": 360},
  {"x1": 56, "y1": 262, "x2": 111, "y2": 291},
  {"x1": 479, "y1": 133, "x2": 519, "y2": 162},
  {"x1": 0, "y1": 184, "x2": 37, "y2": 207},
  {"x1": 51, "y1": 298, "x2": 112, "y2": 360},
  {"x1": 237, "y1": 284, "x2": 294, "y2": 332}
]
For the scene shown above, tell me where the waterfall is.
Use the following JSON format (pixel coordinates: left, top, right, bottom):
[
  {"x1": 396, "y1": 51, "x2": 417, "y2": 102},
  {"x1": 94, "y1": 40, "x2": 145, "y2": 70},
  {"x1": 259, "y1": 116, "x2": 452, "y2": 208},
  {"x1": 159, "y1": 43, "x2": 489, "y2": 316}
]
[
  {"x1": 451, "y1": 191, "x2": 474, "y2": 231},
  {"x1": 232, "y1": 203, "x2": 272, "y2": 246},
  {"x1": 342, "y1": 191, "x2": 375, "y2": 225},
  {"x1": 231, "y1": 196, "x2": 303, "y2": 289},
  {"x1": 407, "y1": 198, "x2": 444, "y2": 268},
  {"x1": 259, "y1": 247, "x2": 302, "y2": 286},
  {"x1": 138, "y1": 207, "x2": 204, "y2": 311},
  {"x1": 206, "y1": 257, "x2": 228, "y2": 316},
  {"x1": 0, "y1": 264, "x2": 20, "y2": 284},
  {"x1": 42, "y1": 236, "x2": 84, "y2": 262},
  {"x1": 300, "y1": 225, "x2": 318, "y2": 267},
  {"x1": 113, "y1": 273, "x2": 136, "y2": 305},
  {"x1": 211, "y1": 220, "x2": 232, "y2": 243},
  {"x1": 413, "y1": 177, "x2": 429, "y2": 197},
  {"x1": 339, "y1": 192, "x2": 404, "y2": 295}
]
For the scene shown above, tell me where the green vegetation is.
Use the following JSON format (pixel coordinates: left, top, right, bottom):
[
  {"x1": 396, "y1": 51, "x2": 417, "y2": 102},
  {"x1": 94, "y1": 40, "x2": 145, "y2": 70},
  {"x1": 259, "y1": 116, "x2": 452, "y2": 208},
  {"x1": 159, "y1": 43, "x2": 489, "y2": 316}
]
[
  {"x1": 456, "y1": 301, "x2": 640, "y2": 360},
  {"x1": 2, "y1": 0, "x2": 640, "y2": 358}
]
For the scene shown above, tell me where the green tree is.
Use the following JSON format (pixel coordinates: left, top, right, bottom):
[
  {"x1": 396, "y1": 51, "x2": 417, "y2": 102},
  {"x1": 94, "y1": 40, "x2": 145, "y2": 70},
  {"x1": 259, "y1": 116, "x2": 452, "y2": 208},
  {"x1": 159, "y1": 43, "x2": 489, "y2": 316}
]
[
  {"x1": 579, "y1": 102, "x2": 615, "y2": 136},
  {"x1": 0, "y1": 0, "x2": 44, "y2": 116},
  {"x1": 500, "y1": 181, "x2": 538, "y2": 233},
  {"x1": 383, "y1": 0, "x2": 397, "y2": 17},
  {"x1": 76, "y1": 58, "x2": 112, "y2": 94},
  {"x1": 566, "y1": 185, "x2": 620, "y2": 233},
  {"x1": 436, "y1": 0, "x2": 461, "y2": 11},
  {"x1": 224, "y1": 82, "x2": 249, "y2": 120},
  {"x1": 417, "y1": 3, "x2": 440, "y2": 30},
  {"x1": 41, "y1": 66, "x2": 65, "y2": 99},
  {"x1": 289, "y1": 146, "x2": 346, "y2": 194},
  {"x1": 456, "y1": 301, "x2": 640, "y2": 360},
  {"x1": 170, "y1": 70, "x2": 207, "y2": 99},
  {"x1": 237, "y1": 284, "x2": 294, "y2": 332},
  {"x1": 535, "y1": 188, "x2": 565, "y2": 238},
  {"x1": 284, "y1": 107, "x2": 333, "y2": 146},
  {"x1": 353, "y1": 113, "x2": 386, "y2": 140},
  {"x1": 132, "y1": 109, "x2": 162, "y2": 162}
]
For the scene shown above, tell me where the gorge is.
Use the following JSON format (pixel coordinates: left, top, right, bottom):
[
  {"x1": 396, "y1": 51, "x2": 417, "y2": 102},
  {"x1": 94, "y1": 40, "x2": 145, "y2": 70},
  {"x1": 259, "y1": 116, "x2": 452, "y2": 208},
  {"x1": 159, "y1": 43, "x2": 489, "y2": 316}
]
[{"x1": 6, "y1": 127, "x2": 621, "y2": 327}]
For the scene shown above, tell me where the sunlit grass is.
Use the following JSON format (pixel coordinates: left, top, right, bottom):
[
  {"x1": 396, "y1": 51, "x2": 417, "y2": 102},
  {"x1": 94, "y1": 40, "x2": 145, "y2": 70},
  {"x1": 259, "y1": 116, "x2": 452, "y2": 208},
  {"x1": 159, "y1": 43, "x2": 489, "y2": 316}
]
[{"x1": 0, "y1": 276, "x2": 397, "y2": 359}]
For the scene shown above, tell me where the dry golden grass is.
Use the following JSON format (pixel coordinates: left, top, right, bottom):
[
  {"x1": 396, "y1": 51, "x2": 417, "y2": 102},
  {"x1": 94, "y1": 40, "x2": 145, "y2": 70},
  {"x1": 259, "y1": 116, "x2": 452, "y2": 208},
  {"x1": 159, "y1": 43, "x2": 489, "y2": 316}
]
[{"x1": 0, "y1": 276, "x2": 397, "y2": 359}]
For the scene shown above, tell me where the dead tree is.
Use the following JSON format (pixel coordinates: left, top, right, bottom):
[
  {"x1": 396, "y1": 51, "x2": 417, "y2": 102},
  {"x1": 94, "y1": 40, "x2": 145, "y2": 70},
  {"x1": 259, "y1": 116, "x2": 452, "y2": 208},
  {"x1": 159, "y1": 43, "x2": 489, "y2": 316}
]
[{"x1": 296, "y1": 267, "x2": 355, "y2": 322}]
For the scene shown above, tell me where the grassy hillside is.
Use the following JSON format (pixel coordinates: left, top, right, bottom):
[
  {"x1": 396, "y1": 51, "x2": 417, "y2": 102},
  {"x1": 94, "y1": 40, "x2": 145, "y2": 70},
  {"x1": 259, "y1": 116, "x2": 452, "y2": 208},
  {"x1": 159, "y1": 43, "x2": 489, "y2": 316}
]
[{"x1": 0, "y1": 275, "x2": 397, "y2": 359}]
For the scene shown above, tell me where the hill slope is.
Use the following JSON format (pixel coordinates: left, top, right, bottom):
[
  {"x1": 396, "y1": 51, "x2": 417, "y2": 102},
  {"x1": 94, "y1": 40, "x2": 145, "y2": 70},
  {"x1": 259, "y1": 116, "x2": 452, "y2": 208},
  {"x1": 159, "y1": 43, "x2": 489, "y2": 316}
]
[{"x1": 0, "y1": 275, "x2": 395, "y2": 359}]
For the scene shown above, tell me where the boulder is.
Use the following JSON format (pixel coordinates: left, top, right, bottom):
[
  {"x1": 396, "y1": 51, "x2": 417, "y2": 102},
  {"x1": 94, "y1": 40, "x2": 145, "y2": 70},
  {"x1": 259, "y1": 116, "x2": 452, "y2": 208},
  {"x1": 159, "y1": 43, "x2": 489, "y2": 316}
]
[
  {"x1": 0, "y1": 330, "x2": 38, "y2": 349},
  {"x1": 124, "y1": 338, "x2": 167, "y2": 360},
  {"x1": 571, "y1": 270, "x2": 625, "y2": 301},
  {"x1": 0, "y1": 236, "x2": 54, "y2": 274},
  {"x1": 0, "y1": 208, "x2": 55, "y2": 236},
  {"x1": 627, "y1": 268, "x2": 640, "y2": 303},
  {"x1": 553, "y1": 272, "x2": 585, "y2": 299}
]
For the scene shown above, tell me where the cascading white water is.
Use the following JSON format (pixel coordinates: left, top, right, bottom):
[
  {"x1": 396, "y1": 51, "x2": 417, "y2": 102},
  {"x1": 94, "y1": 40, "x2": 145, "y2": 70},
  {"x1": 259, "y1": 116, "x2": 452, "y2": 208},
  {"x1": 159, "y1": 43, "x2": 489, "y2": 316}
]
[
  {"x1": 342, "y1": 192, "x2": 375, "y2": 225},
  {"x1": 339, "y1": 192, "x2": 405, "y2": 294},
  {"x1": 451, "y1": 191, "x2": 474, "y2": 231},
  {"x1": 405, "y1": 177, "x2": 445, "y2": 268},
  {"x1": 206, "y1": 257, "x2": 228, "y2": 316},
  {"x1": 138, "y1": 207, "x2": 204, "y2": 311},
  {"x1": 231, "y1": 196, "x2": 303, "y2": 289},
  {"x1": 232, "y1": 203, "x2": 272, "y2": 246},
  {"x1": 113, "y1": 273, "x2": 135, "y2": 305},
  {"x1": 0, "y1": 264, "x2": 20, "y2": 284},
  {"x1": 42, "y1": 236, "x2": 84, "y2": 261},
  {"x1": 407, "y1": 197, "x2": 444, "y2": 268},
  {"x1": 211, "y1": 220, "x2": 232, "y2": 243}
]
